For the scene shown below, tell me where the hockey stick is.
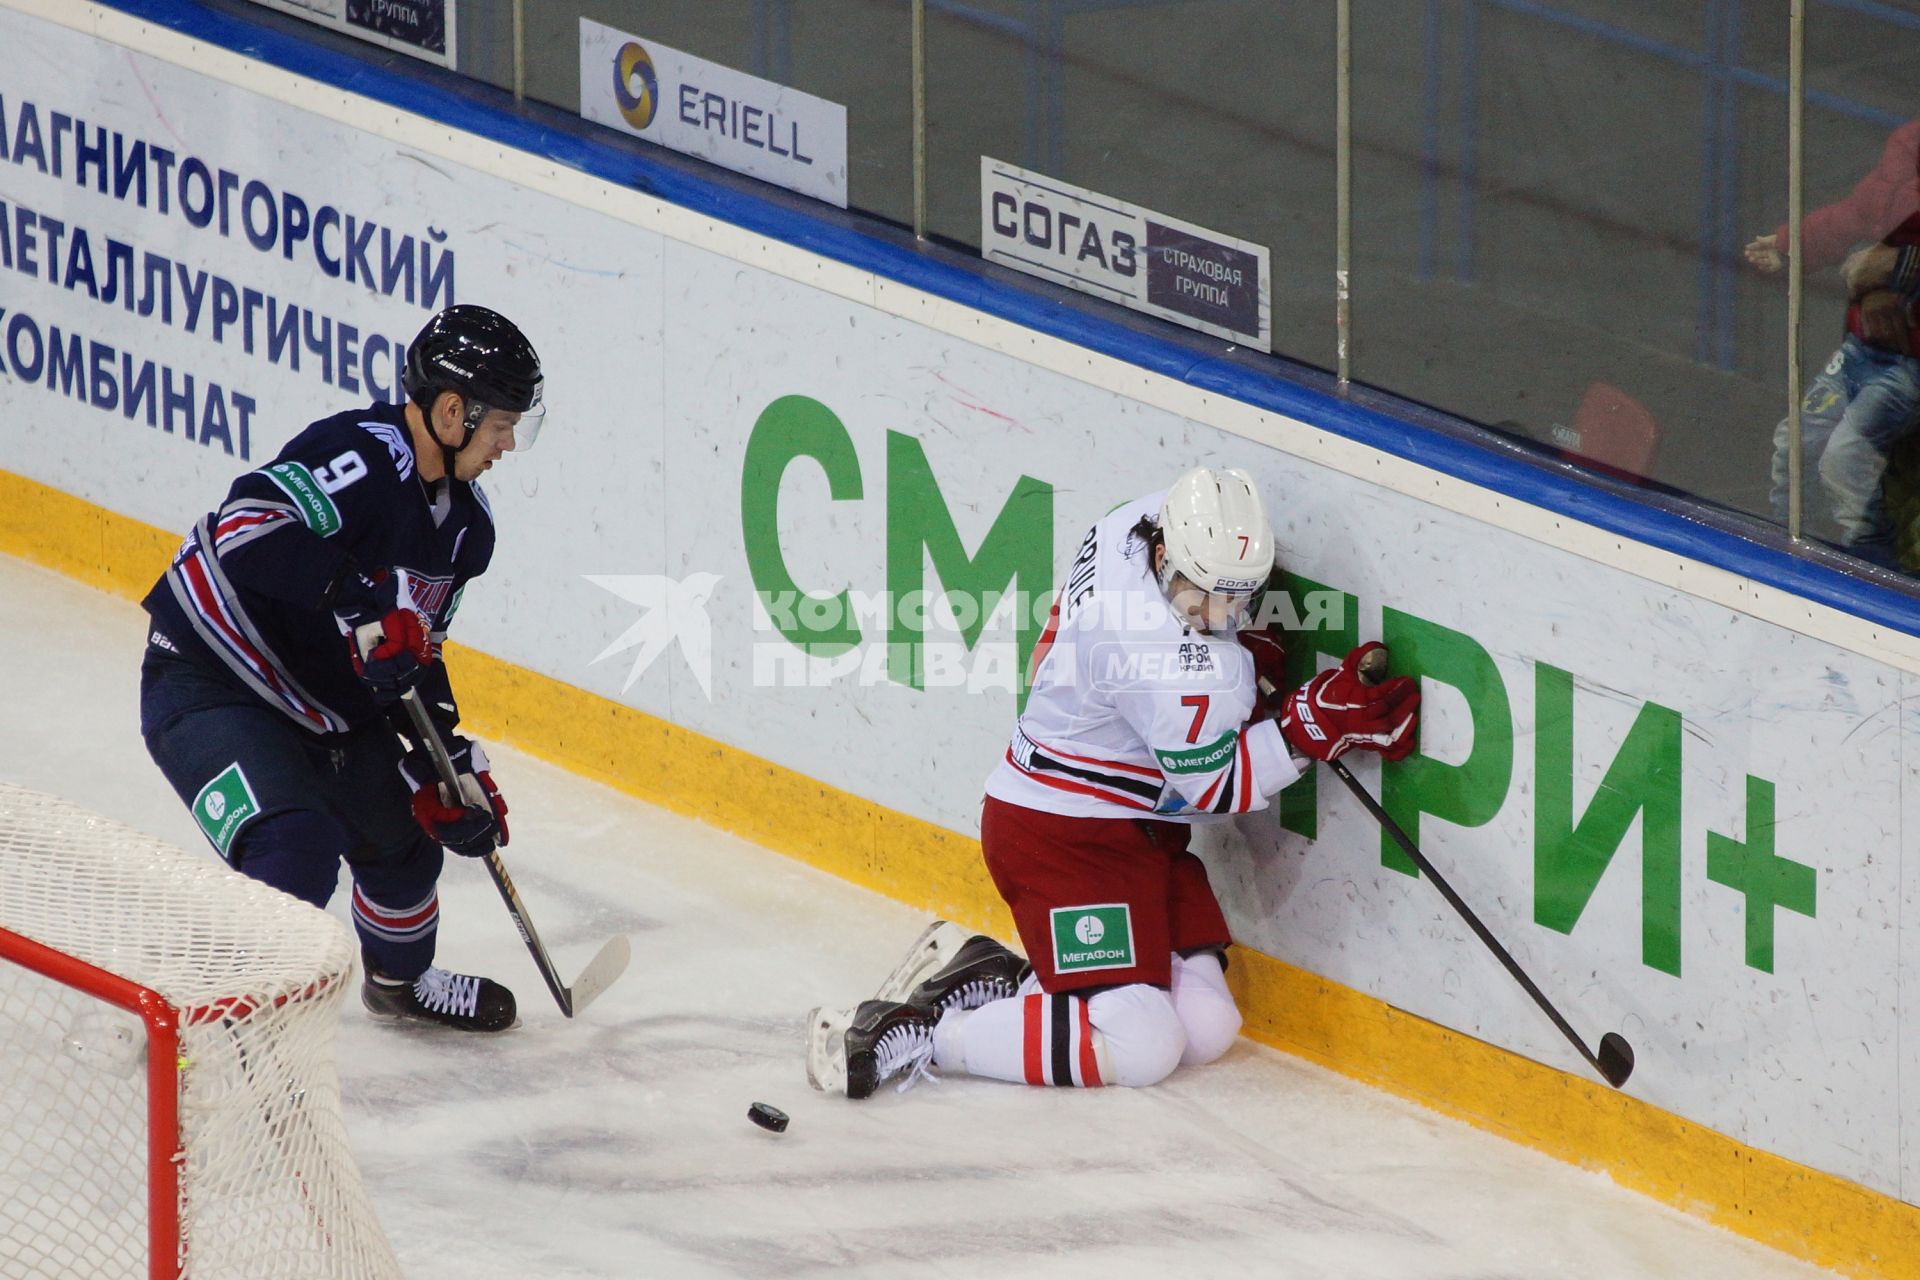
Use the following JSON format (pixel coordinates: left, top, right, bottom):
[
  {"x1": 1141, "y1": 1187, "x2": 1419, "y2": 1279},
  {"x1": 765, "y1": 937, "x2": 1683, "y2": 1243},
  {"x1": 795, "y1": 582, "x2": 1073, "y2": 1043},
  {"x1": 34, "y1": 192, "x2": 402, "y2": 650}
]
[
  {"x1": 399, "y1": 689, "x2": 631, "y2": 1018},
  {"x1": 1261, "y1": 665, "x2": 1634, "y2": 1089}
]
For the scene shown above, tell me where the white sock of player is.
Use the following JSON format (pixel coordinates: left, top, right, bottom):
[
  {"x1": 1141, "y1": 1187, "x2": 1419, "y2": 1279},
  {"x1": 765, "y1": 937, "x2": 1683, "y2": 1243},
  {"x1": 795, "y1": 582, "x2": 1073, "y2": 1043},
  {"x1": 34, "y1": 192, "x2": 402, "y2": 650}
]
[
  {"x1": 932, "y1": 980, "x2": 1188, "y2": 1088},
  {"x1": 1170, "y1": 950, "x2": 1242, "y2": 1066}
]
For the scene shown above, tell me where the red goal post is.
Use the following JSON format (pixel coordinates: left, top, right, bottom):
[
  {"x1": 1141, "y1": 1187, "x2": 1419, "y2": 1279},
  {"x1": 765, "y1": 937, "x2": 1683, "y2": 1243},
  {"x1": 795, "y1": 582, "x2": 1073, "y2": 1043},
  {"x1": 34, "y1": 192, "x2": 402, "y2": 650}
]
[{"x1": 0, "y1": 783, "x2": 400, "y2": 1279}]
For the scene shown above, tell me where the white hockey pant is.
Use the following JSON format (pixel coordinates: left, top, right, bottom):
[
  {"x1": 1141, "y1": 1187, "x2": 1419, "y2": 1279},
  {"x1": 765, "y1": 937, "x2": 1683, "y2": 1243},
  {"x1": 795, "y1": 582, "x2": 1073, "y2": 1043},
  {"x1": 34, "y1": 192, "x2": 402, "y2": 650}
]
[{"x1": 930, "y1": 950, "x2": 1241, "y2": 1088}]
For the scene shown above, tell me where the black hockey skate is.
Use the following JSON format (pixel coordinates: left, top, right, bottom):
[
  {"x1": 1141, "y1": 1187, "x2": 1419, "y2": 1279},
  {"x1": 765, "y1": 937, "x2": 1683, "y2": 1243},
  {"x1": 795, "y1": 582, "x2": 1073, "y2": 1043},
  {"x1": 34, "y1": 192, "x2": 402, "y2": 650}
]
[
  {"x1": 902, "y1": 932, "x2": 1030, "y2": 1015},
  {"x1": 363, "y1": 965, "x2": 517, "y2": 1033},
  {"x1": 873, "y1": 920, "x2": 1030, "y2": 1013},
  {"x1": 805, "y1": 999, "x2": 938, "y2": 1099}
]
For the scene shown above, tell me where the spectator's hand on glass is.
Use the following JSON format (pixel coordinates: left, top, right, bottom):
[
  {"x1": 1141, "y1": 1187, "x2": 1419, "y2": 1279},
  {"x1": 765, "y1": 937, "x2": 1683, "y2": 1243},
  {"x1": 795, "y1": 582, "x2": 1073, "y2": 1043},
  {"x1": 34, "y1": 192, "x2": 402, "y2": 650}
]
[
  {"x1": 1744, "y1": 233, "x2": 1784, "y2": 273},
  {"x1": 1844, "y1": 244, "x2": 1900, "y2": 296},
  {"x1": 1857, "y1": 288, "x2": 1913, "y2": 355}
]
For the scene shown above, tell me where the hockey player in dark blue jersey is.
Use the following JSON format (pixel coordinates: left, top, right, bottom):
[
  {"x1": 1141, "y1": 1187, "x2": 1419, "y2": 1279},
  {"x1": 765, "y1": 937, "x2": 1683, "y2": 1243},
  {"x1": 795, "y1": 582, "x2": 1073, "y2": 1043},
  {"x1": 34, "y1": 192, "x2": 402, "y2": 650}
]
[{"x1": 139, "y1": 304, "x2": 546, "y2": 1033}]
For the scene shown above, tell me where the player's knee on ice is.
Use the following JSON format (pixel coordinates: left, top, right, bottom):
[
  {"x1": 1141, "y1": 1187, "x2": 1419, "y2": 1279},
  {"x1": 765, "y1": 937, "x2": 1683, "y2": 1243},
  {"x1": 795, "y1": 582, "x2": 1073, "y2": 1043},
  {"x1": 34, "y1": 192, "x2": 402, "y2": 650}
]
[
  {"x1": 1088, "y1": 984, "x2": 1188, "y2": 1087},
  {"x1": 932, "y1": 974, "x2": 1216, "y2": 1088},
  {"x1": 1170, "y1": 951, "x2": 1241, "y2": 1066}
]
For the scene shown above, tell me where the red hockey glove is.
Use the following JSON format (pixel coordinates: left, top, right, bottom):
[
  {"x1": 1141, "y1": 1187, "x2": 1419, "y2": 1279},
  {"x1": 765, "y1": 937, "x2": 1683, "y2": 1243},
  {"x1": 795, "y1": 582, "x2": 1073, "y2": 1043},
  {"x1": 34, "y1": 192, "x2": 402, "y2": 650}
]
[
  {"x1": 399, "y1": 736, "x2": 509, "y2": 857},
  {"x1": 336, "y1": 568, "x2": 435, "y2": 700},
  {"x1": 1277, "y1": 642, "x2": 1420, "y2": 763}
]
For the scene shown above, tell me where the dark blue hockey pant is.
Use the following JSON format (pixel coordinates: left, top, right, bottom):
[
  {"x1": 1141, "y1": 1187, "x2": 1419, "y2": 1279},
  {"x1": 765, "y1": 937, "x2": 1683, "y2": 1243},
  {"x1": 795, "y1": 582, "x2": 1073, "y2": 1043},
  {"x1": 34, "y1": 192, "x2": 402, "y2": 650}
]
[{"x1": 140, "y1": 645, "x2": 445, "y2": 980}]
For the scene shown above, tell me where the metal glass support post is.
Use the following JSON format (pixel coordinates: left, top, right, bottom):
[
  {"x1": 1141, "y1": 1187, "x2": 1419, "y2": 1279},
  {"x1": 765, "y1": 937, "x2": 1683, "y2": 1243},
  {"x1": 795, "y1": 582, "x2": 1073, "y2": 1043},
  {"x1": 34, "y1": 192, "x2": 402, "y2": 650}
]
[
  {"x1": 1786, "y1": 0, "x2": 1804, "y2": 541},
  {"x1": 1714, "y1": 0, "x2": 1744, "y2": 369},
  {"x1": 1337, "y1": 0, "x2": 1352, "y2": 385},
  {"x1": 1419, "y1": 0, "x2": 1442, "y2": 281},
  {"x1": 913, "y1": 0, "x2": 928, "y2": 239},
  {"x1": 511, "y1": 0, "x2": 524, "y2": 101}
]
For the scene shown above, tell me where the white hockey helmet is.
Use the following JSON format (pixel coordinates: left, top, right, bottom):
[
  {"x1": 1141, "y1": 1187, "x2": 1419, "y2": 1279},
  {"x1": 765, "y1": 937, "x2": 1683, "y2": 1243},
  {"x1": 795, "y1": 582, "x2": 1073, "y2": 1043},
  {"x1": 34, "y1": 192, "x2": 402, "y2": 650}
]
[{"x1": 1156, "y1": 467, "x2": 1275, "y2": 623}]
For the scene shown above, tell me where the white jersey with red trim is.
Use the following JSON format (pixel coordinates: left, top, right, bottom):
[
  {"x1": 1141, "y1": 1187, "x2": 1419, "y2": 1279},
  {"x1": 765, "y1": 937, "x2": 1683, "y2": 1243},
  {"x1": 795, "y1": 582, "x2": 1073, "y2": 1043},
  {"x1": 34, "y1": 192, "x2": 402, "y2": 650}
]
[{"x1": 985, "y1": 494, "x2": 1303, "y2": 821}]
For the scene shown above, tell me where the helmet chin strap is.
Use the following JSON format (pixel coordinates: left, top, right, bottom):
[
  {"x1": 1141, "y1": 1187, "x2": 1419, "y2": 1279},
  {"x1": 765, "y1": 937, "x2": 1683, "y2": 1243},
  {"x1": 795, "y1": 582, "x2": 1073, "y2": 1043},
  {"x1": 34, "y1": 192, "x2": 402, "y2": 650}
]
[
  {"x1": 1153, "y1": 544, "x2": 1200, "y2": 632},
  {"x1": 437, "y1": 397, "x2": 484, "y2": 480},
  {"x1": 1152, "y1": 540, "x2": 1180, "y2": 605}
]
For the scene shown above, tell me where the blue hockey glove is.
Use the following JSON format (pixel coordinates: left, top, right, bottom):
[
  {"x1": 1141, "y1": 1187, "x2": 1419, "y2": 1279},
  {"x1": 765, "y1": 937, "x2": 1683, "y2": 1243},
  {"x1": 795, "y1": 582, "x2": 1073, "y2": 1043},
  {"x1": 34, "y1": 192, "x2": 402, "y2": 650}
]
[
  {"x1": 399, "y1": 735, "x2": 509, "y2": 857},
  {"x1": 335, "y1": 567, "x2": 435, "y2": 699}
]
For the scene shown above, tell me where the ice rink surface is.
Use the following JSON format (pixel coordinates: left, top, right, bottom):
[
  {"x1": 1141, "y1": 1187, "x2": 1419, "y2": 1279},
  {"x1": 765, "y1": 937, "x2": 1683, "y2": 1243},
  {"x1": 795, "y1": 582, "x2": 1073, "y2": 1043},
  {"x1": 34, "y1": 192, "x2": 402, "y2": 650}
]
[{"x1": 0, "y1": 554, "x2": 1840, "y2": 1279}]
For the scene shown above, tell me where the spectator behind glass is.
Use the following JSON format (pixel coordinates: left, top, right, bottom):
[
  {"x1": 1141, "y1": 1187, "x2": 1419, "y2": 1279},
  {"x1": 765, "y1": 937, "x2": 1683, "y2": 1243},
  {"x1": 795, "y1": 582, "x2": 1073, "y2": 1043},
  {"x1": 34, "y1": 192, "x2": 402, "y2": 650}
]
[{"x1": 1747, "y1": 120, "x2": 1920, "y2": 571}]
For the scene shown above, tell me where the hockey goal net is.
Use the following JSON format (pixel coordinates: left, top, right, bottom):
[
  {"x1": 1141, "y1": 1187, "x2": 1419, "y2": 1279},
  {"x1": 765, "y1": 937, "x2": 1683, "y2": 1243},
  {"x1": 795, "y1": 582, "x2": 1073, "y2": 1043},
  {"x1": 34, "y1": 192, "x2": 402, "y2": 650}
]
[{"x1": 0, "y1": 782, "x2": 401, "y2": 1279}]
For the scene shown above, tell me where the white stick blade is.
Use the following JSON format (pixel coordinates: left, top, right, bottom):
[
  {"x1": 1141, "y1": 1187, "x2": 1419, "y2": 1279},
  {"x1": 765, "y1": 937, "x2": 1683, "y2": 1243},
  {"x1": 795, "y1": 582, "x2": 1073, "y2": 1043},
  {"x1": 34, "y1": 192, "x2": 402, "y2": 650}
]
[{"x1": 564, "y1": 936, "x2": 632, "y2": 1015}]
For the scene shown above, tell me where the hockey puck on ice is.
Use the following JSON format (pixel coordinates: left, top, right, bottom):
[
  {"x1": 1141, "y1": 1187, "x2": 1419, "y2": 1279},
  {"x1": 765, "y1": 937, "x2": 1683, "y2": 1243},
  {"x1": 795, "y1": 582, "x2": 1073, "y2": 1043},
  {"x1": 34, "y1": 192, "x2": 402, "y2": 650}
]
[{"x1": 747, "y1": 1102, "x2": 789, "y2": 1133}]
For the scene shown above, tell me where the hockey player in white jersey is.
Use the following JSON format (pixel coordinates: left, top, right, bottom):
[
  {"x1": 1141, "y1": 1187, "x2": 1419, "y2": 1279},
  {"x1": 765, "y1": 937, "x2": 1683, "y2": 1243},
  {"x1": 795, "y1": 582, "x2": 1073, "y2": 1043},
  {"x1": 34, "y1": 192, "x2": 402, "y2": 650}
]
[{"x1": 808, "y1": 466, "x2": 1419, "y2": 1098}]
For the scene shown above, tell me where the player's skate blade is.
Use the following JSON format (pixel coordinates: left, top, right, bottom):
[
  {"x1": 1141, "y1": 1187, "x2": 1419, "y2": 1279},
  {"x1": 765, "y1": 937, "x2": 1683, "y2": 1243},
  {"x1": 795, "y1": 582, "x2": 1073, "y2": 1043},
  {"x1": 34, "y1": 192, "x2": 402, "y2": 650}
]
[
  {"x1": 807, "y1": 1000, "x2": 939, "y2": 1098},
  {"x1": 363, "y1": 966, "x2": 517, "y2": 1032},
  {"x1": 804, "y1": 1005, "x2": 851, "y2": 1093},
  {"x1": 905, "y1": 934, "x2": 1030, "y2": 1014},
  {"x1": 873, "y1": 920, "x2": 972, "y2": 1004}
]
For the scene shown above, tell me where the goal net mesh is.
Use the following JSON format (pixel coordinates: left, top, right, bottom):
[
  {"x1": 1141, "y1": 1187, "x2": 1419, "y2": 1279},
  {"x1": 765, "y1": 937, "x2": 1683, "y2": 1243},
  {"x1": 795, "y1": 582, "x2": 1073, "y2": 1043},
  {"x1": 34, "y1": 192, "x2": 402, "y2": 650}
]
[{"x1": 0, "y1": 782, "x2": 400, "y2": 1279}]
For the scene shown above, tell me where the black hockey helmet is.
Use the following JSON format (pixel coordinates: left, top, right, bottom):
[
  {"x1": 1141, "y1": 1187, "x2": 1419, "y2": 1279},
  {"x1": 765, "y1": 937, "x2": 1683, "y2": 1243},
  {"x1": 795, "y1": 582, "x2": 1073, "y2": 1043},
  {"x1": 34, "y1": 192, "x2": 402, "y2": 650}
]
[{"x1": 402, "y1": 304, "x2": 547, "y2": 450}]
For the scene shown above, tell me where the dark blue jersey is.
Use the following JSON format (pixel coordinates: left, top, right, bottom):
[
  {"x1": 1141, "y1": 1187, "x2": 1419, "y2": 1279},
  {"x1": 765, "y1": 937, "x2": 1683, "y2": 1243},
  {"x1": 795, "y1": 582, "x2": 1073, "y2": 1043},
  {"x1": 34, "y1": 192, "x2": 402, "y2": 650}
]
[{"x1": 143, "y1": 401, "x2": 496, "y2": 735}]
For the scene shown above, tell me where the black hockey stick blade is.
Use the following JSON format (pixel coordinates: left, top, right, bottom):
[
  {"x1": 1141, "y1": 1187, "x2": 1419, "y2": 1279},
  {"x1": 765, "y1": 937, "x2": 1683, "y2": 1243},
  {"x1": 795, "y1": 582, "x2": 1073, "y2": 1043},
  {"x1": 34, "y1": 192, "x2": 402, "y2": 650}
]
[{"x1": 1596, "y1": 1032, "x2": 1635, "y2": 1088}]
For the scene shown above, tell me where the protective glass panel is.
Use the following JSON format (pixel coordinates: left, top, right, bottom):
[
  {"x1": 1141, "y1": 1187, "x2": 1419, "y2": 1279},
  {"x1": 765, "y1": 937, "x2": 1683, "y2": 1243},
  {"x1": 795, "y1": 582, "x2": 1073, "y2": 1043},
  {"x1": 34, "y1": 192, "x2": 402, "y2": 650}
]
[
  {"x1": 521, "y1": 1, "x2": 915, "y2": 225},
  {"x1": 1351, "y1": 1, "x2": 1788, "y2": 524},
  {"x1": 924, "y1": 1, "x2": 1337, "y2": 370}
]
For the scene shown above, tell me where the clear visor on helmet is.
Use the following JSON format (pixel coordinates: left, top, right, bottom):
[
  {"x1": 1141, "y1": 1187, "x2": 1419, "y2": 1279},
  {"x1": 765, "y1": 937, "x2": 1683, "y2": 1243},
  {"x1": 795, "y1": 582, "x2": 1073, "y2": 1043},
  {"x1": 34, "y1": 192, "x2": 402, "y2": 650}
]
[
  {"x1": 506, "y1": 397, "x2": 546, "y2": 451},
  {"x1": 468, "y1": 395, "x2": 547, "y2": 452}
]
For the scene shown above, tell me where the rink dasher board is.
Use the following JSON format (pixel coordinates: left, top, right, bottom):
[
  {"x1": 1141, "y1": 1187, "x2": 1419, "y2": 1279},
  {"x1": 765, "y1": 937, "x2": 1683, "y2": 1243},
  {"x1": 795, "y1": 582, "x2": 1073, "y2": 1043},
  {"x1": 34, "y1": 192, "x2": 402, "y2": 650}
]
[{"x1": 1, "y1": 0, "x2": 1917, "y2": 1263}]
